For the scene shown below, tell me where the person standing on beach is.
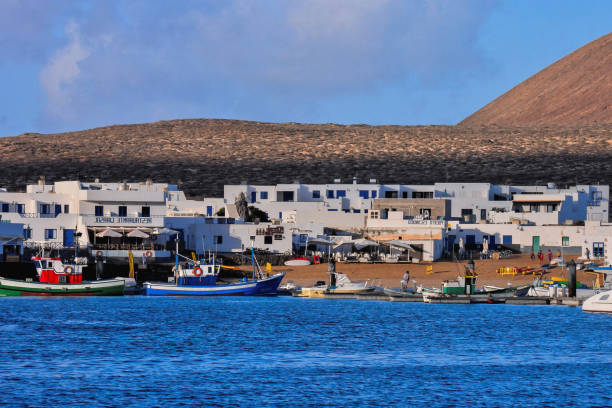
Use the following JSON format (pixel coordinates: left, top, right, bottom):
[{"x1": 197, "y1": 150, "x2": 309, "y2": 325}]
[
  {"x1": 547, "y1": 249, "x2": 552, "y2": 263},
  {"x1": 538, "y1": 250, "x2": 543, "y2": 264},
  {"x1": 401, "y1": 270, "x2": 410, "y2": 291},
  {"x1": 586, "y1": 247, "x2": 591, "y2": 260}
]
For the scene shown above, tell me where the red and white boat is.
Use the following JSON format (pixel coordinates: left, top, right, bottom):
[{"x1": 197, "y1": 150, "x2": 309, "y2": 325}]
[{"x1": 0, "y1": 255, "x2": 125, "y2": 296}]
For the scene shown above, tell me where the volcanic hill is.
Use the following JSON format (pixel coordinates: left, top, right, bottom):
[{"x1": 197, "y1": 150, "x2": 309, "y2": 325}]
[
  {"x1": 0, "y1": 120, "x2": 610, "y2": 197},
  {"x1": 461, "y1": 32, "x2": 612, "y2": 126}
]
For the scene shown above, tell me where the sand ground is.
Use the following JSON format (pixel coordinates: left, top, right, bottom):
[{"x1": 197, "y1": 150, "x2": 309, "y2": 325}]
[{"x1": 236, "y1": 254, "x2": 598, "y2": 289}]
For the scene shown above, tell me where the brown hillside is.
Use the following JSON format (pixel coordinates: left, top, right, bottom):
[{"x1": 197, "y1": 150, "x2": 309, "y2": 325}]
[
  {"x1": 461, "y1": 32, "x2": 612, "y2": 126},
  {"x1": 0, "y1": 119, "x2": 610, "y2": 197}
]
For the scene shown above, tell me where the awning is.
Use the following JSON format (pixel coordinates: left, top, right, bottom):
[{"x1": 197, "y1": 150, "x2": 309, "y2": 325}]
[
  {"x1": 127, "y1": 229, "x2": 149, "y2": 238},
  {"x1": 335, "y1": 238, "x2": 380, "y2": 250},
  {"x1": 307, "y1": 237, "x2": 338, "y2": 246},
  {"x1": 388, "y1": 240, "x2": 420, "y2": 252},
  {"x1": 154, "y1": 227, "x2": 179, "y2": 235}
]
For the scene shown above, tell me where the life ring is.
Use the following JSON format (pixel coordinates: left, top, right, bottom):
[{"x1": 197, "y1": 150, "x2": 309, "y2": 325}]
[
  {"x1": 145, "y1": 251, "x2": 152, "y2": 258},
  {"x1": 313, "y1": 255, "x2": 321, "y2": 264},
  {"x1": 63, "y1": 266, "x2": 74, "y2": 274},
  {"x1": 193, "y1": 267, "x2": 203, "y2": 277},
  {"x1": 96, "y1": 251, "x2": 103, "y2": 257}
]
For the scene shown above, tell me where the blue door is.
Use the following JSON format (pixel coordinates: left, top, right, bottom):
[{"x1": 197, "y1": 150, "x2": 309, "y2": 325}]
[
  {"x1": 55, "y1": 204, "x2": 62, "y2": 216},
  {"x1": 251, "y1": 192, "x2": 256, "y2": 203},
  {"x1": 63, "y1": 229, "x2": 75, "y2": 247},
  {"x1": 206, "y1": 206, "x2": 213, "y2": 216},
  {"x1": 489, "y1": 235, "x2": 496, "y2": 248}
]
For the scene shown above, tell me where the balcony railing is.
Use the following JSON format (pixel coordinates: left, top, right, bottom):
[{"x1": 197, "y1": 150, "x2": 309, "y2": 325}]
[{"x1": 19, "y1": 213, "x2": 58, "y2": 218}]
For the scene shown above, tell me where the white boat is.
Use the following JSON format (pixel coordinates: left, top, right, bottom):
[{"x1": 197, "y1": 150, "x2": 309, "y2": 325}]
[
  {"x1": 583, "y1": 290, "x2": 612, "y2": 313},
  {"x1": 297, "y1": 273, "x2": 376, "y2": 297},
  {"x1": 284, "y1": 258, "x2": 311, "y2": 266}
]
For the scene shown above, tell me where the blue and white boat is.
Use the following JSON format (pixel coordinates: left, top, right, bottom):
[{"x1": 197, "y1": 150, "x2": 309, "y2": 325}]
[{"x1": 143, "y1": 249, "x2": 284, "y2": 296}]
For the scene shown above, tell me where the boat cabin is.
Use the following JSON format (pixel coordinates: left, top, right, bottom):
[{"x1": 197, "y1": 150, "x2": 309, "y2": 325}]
[
  {"x1": 174, "y1": 262, "x2": 219, "y2": 286},
  {"x1": 32, "y1": 256, "x2": 84, "y2": 284}
]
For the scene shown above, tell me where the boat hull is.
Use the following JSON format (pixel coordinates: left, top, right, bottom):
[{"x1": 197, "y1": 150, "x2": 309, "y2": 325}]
[
  {"x1": 143, "y1": 273, "x2": 285, "y2": 296},
  {"x1": 583, "y1": 290, "x2": 612, "y2": 313},
  {"x1": 0, "y1": 278, "x2": 125, "y2": 296}
]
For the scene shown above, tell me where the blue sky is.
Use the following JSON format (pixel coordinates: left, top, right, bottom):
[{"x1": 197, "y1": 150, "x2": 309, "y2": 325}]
[{"x1": 0, "y1": 0, "x2": 610, "y2": 136}]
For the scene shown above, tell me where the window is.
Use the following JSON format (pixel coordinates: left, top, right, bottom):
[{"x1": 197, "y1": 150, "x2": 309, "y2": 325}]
[
  {"x1": 249, "y1": 236, "x2": 256, "y2": 241},
  {"x1": 402, "y1": 191, "x2": 408, "y2": 198},
  {"x1": 502, "y1": 235, "x2": 512, "y2": 244},
  {"x1": 312, "y1": 190, "x2": 321, "y2": 199},
  {"x1": 23, "y1": 228, "x2": 32, "y2": 239},
  {"x1": 44, "y1": 229, "x2": 56, "y2": 240},
  {"x1": 601, "y1": 295, "x2": 610, "y2": 301},
  {"x1": 590, "y1": 191, "x2": 603, "y2": 206},
  {"x1": 264, "y1": 236, "x2": 273, "y2": 244},
  {"x1": 593, "y1": 242, "x2": 604, "y2": 257},
  {"x1": 55, "y1": 204, "x2": 61, "y2": 215},
  {"x1": 529, "y1": 204, "x2": 539, "y2": 213},
  {"x1": 63, "y1": 204, "x2": 69, "y2": 214},
  {"x1": 260, "y1": 191, "x2": 268, "y2": 200},
  {"x1": 41, "y1": 204, "x2": 50, "y2": 214},
  {"x1": 371, "y1": 191, "x2": 377, "y2": 198},
  {"x1": 562, "y1": 236, "x2": 569, "y2": 247},
  {"x1": 141, "y1": 206, "x2": 150, "y2": 217},
  {"x1": 420, "y1": 208, "x2": 431, "y2": 219},
  {"x1": 384, "y1": 191, "x2": 398, "y2": 198},
  {"x1": 327, "y1": 209, "x2": 338, "y2": 211},
  {"x1": 118, "y1": 206, "x2": 127, "y2": 217},
  {"x1": 251, "y1": 192, "x2": 257, "y2": 203},
  {"x1": 353, "y1": 209, "x2": 361, "y2": 213},
  {"x1": 326, "y1": 190, "x2": 334, "y2": 199},
  {"x1": 336, "y1": 190, "x2": 346, "y2": 198},
  {"x1": 95, "y1": 206, "x2": 104, "y2": 216},
  {"x1": 16, "y1": 204, "x2": 24, "y2": 214},
  {"x1": 412, "y1": 192, "x2": 433, "y2": 199},
  {"x1": 215, "y1": 235, "x2": 223, "y2": 244},
  {"x1": 359, "y1": 190, "x2": 369, "y2": 199},
  {"x1": 1, "y1": 203, "x2": 8, "y2": 212},
  {"x1": 480, "y1": 209, "x2": 487, "y2": 220},
  {"x1": 461, "y1": 209, "x2": 473, "y2": 216},
  {"x1": 274, "y1": 234, "x2": 283, "y2": 240}
]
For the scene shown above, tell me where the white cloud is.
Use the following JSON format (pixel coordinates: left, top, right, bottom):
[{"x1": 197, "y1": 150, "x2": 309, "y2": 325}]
[{"x1": 39, "y1": 23, "x2": 90, "y2": 120}]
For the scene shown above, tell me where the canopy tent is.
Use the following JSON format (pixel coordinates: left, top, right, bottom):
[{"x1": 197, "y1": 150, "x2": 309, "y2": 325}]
[
  {"x1": 127, "y1": 229, "x2": 150, "y2": 238},
  {"x1": 96, "y1": 228, "x2": 123, "y2": 238},
  {"x1": 334, "y1": 238, "x2": 380, "y2": 251}
]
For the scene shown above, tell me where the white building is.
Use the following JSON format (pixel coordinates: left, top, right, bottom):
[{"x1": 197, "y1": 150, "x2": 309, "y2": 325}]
[{"x1": 224, "y1": 180, "x2": 609, "y2": 228}]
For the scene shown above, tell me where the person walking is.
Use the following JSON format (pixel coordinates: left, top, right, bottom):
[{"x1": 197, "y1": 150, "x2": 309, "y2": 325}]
[{"x1": 586, "y1": 247, "x2": 591, "y2": 260}]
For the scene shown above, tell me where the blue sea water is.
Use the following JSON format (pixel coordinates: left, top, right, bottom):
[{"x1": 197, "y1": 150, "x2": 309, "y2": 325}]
[{"x1": 1, "y1": 297, "x2": 612, "y2": 407}]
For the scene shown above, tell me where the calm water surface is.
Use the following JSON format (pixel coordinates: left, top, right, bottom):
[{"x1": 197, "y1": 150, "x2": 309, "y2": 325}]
[{"x1": 1, "y1": 297, "x2": 611, "y2": 407}]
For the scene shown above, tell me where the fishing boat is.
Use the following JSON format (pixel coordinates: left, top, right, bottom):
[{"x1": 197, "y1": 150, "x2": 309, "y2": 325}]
[
  {"x1": 582, "y1": 290, "x2": 612, "y2": 313},
  {"x1": 143, "y1": 248, "x2": 284, "y2": 296},
  {"x1": 0, "y1": 255, "x2": 125, "y2": 296}
]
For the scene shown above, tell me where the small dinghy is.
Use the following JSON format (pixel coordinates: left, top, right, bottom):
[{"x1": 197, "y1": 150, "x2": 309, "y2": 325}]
[{"x1": 284, "y1": 258, "x2": 311, "y2": 266}]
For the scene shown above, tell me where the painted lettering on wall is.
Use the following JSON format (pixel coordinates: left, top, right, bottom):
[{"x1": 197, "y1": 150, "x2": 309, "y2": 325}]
[{"x1": 95, "y1": 217, "x2": 153, "y2": 224}]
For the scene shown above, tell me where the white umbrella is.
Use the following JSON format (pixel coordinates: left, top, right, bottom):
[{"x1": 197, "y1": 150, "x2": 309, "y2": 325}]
[
  {"x1": 127, "y1": 229, "x2": 149, "y2": 238},
  {"x1": 96, "y1": 228, "x2": 122, "y2": 238}
]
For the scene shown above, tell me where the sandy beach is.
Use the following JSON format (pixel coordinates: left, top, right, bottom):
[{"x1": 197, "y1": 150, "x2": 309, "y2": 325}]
[{"x1": 235, "y1": 254, "x2": 598, "y2": 289}]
